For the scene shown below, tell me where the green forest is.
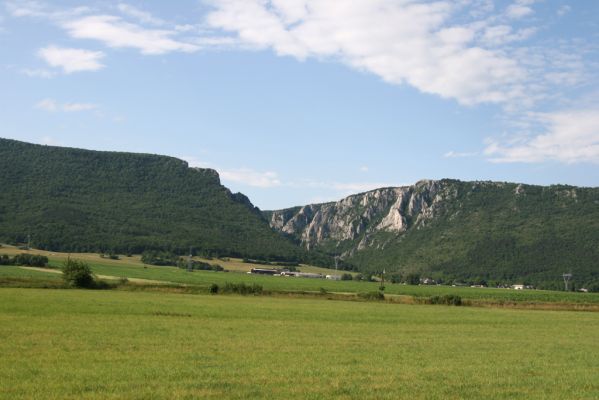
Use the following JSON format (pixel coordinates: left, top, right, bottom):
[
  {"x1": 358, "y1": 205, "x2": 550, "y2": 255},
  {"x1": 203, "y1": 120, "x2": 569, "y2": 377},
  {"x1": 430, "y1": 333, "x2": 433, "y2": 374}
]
[
  {"x1": 339, "y1": 181, "x2": 599, "y2": 289},
  {"x1": 0, "y1": 138, "x2": 306, "y2": 261}
]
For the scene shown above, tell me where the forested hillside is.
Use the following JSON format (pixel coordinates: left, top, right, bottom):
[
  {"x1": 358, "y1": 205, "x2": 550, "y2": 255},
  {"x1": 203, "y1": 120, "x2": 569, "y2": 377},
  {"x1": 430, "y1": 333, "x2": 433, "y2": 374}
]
[
  {"x1": 0, "y1": 138, "x2": 303, "y2": 260},
  {"x1": 267, "y1": 180, "x2": 599, "y2": 289}
]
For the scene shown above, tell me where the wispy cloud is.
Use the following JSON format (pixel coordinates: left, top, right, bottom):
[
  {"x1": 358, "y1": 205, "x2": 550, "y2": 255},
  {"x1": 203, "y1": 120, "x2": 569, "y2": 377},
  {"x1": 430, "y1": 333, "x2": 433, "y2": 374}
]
[
  {"x1": 505, "y1": 0, "x2": 536, "y2": 20},
  {"x1": 21, "y1": 68, "x2": 56, "y2": 78},
  {"x1": 116, "y1": 4, "x2": 164, "y2": 26},
  {"x1": 182, "y1": 157, "x2": 281, "y2": 188},
  {"x1": 35, "y1": 98, "x2": 98, "y2": 112},
  {"x1": 203, "y1": 0, "x2": 541, "y2": 107},
  {"x1": 6, "y1": 1, "x2": 91, "y2": 19},
  {"x1": 62, "y1": 15, "x2": 199, "y2": 55},
  {"x1": 484, "y1": 108, "x2": 599, "y2": 164},
  {"x1": 37, "y1": 45, "x2": 104, "y2": 73},
  {"x1": 444, "y1": 151, "x2": 478, "y2": 159},
  {"x1": 220, "y1": 168, "x2": 281, "y2": 188}
]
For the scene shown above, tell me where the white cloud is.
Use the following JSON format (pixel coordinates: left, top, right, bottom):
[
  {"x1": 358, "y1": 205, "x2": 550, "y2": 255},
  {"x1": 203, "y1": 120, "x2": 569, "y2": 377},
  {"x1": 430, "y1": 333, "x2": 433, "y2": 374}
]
[
  {"x1": 204, "y1": 0, "x2": 531, "y2": 106},
  {"x1": 37, "y1": 45, "x2": 105, "y2": 73},
  {"x1": 220, "y1": 168, "x2": 281, "y2": 188},
  {"x1": 505, "y1": 0, "x2": 536, "y2": 19},
  {"x1": 182, "y1": 156, "x2": 281, "y2": 188},
  {"x1": 35, "y1": 98, "x2": 98, "y2": 112},
  {"x1": 359, "y1": 166, "x2": 369, "y2": 172},
  {"x1": 62, "y1": 15, "x2": 199, "y2": 55},
  {"x1": 481, "y1": 25, "x2": 536, "y2": 46},
  {"x1": 6, "y1": 1, "x2": 50, "y2": 17},
  {"x1": 35, "y1": 98, "x2": 57, "y2": 111},
  {"x1": 6, "y1": 1, "x2": 91, "y2": 19},
  {"x1": 21, "y1": 68, "x2": 56, "y2": 78},
  {"x1": 117, "y1": 4, "x2": 164, "y2": 26},
  {"x1": 484, "y1": 108, "x2": 599, "y2": 164},
  {"x1": 444, "y1": 151, "x2": 478, "y2": 158}
]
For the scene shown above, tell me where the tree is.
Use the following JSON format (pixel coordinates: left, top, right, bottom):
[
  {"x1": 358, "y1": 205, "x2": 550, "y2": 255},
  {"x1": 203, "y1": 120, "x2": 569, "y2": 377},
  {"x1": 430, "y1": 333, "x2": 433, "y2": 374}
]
[
  {"x1": 341, "y1": 273, "x2": 353, "y2": 281},
  {"x1": 405, "y1": 273, "x2": 421, "y2": 285},
  {"x1": 62, "y1": 259, "x2": 95, "y2": 288}
]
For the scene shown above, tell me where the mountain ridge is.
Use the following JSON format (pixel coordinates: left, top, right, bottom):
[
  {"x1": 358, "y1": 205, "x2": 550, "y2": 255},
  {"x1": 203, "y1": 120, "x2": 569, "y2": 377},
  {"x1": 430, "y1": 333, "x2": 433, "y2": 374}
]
[
  {"x1": 0, "y1": 138, "x2": 304, "y2": 260},
  {"x1": 265, "y1": 179, "x2": 599, "y2": 288}
]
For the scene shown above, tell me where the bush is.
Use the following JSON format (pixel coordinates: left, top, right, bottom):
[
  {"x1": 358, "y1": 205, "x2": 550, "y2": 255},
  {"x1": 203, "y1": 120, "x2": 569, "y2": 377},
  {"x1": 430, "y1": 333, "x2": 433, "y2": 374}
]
[
  {"x1": 12, "y1": 254, "x2": 49, "y2": 267},
  {"x1": 341, "y1": 273, "x2": 353, "y2": 281},
  {"x1": 358, "y1": 291, "x2": 385, "y2": 301},
  {"x1": 209, "y1": 283, "x2": 219, "y2": 294},
  {"x1": 177, "y1": 258, "x2": 224, "y2": 271},
  {"x1": 222, "y1": 282, "x2": 263, "y2": 295},
  {"x1": 427, "y1": 295, "x2": 462, "y2": 306},
  {"x1": 405, "y1": 273, "x2": 421, "y2": 285},
  {"x1": 389, "y1": 273, "x2": 402, "y2": 284},
  {"x1": 141, "y1": 251, "x2": 178, "y2": 266},
  {"x1": 62, "y1": 259, "x2": 95, "y2": 288}
]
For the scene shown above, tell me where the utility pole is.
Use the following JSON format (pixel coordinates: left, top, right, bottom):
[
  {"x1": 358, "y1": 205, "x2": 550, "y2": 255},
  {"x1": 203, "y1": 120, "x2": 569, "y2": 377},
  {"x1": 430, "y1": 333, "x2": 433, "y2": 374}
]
[
  {"x1": 562, "y1": 273, "x2": 572, "y2": 291},
  {"x1": 379, "y1": 269, "x2": 386, "y2": 291},
  {"x1": 334, "y1": 254, "x2": 339, "y2": 272}
]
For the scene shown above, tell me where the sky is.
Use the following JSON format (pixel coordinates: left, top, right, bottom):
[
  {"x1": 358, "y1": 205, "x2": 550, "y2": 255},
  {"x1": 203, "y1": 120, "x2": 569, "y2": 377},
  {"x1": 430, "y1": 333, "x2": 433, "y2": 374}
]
[{"x1": 1, "y1": 0, "x2": 598, "y2": 210}]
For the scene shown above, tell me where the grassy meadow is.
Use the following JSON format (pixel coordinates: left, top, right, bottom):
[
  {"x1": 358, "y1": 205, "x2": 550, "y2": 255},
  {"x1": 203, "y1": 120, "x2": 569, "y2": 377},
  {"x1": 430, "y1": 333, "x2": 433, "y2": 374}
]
[
  {"x1": 1, "y1": 245, "x2": 599, "y2": 307},
  {"x1": 1, "y1": 288, "x2": 598, "y2": 399}
]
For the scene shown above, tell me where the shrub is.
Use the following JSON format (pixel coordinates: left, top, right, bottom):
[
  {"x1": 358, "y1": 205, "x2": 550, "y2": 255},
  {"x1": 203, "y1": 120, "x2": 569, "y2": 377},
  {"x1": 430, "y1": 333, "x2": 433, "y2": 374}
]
[
  {"x1": 222, "y1": 282, "x2": 263, "y2": 295},
  {"x1": 62, "y1": 259, "x2": 95, "y2": 288},
  {"x1": 358, "y1": 291, "x2": 385, "y2": 301},
  {"x1": 405, "y1": 273, "x2": 421, "y2": 285},
  {"x1": 141, "y1": 251, "x2": 178, "y2": 266},
  {"x1": 209, "y1": 283, "x2": 219, "y2": 294},
  {"x1": 427, "y1": 295, "x2": 462, "y2": 306},
  {"x1": 177, "y1": 259, "x2": 224, "y2": 271},
  {"x1": 341, "y1": 273, "x2": 353, "y2": 281},
  {"x1": 12, "y1": 254, "x2": 49, "y2": 267}
]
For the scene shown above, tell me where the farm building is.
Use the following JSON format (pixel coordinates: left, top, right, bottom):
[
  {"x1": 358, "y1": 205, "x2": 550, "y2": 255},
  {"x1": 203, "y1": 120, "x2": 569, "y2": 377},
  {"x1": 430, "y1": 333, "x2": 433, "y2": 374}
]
[
  {"x1": 249, "y1": 268, "x2": 278, "y2": 275},
  {"x1": 326, "y1": 275, "x2": 341, "y2": 281}
]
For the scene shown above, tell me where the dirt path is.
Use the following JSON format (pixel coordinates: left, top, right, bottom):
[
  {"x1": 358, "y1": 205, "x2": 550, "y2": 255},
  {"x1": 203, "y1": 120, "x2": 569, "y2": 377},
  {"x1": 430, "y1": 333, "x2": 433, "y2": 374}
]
[{"x1": 19, "y1": 267, "x2": 176, "y2": 286}]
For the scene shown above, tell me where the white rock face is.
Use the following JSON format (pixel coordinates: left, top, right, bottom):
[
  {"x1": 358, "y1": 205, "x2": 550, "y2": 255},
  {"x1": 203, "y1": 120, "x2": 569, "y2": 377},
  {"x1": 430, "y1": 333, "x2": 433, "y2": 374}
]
[{"x1": 268, "y1": 180, "x2": 452, "y2": 250}]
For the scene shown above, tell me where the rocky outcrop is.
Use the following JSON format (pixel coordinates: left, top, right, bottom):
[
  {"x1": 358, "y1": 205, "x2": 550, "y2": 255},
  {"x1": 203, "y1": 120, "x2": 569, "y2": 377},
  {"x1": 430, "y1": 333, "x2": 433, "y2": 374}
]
[{"x1": 267, "y1": 179, "x2": 458, "y2": 252}]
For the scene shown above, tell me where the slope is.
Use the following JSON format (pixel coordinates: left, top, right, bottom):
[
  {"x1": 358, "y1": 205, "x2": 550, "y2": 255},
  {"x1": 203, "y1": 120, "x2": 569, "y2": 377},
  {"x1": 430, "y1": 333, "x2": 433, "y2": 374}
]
[
  {"x1": 266, "y1": 180, "x2": 599, "y2": 288},
  {"x1": 0, "y1": 138, "x2": 301, "y2": 260}
]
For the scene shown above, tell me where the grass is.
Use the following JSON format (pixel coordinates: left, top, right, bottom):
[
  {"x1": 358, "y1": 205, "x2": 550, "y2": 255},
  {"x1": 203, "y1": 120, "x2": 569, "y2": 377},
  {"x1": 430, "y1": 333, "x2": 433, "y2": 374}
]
[
  {"x1": 2, "y1": 245, "x2": 599, "y2": 307},
  {"x1": 0, "y1": 245, "x2": 342, "y2": 274},
  {"x1": 0, "y1": 288, "x2": 598, "y2": 399}
]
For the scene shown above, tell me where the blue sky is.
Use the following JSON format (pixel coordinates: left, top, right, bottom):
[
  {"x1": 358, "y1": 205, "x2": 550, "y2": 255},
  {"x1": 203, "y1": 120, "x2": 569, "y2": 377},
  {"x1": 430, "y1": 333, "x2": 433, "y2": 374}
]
[{"x1": 1, "y1": 0, "x2": 598, "y2": 209}]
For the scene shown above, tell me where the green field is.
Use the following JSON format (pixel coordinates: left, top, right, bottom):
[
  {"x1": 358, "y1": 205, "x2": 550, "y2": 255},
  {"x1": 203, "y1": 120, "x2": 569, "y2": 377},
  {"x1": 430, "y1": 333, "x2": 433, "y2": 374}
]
[
  {"x1": 1, "y1": 288, "x2": 598, "y2": 399},
  {"x1": 2, "y1": 259, "x2": 599, "y2": 308},
  {"x1": 2, "y1": 246, "x2": 599, "y2": 308}
]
